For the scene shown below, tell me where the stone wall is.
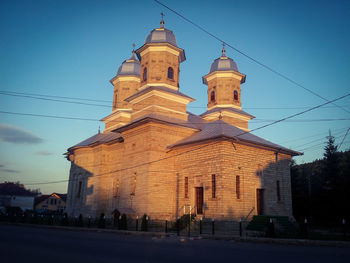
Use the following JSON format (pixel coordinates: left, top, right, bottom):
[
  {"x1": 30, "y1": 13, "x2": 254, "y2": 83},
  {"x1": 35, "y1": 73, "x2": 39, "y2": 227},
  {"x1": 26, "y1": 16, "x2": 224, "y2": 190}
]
[{"x1": 66, "y1": 125, "x2": 293, "y2": 221}]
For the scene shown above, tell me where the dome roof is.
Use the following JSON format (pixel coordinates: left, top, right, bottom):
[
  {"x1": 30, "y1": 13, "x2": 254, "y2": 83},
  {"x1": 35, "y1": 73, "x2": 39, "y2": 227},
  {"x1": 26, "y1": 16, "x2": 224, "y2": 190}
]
[
  {"x1": 203, "y1": 45, "x2": 246, "y2": 85},
  {"x1": 116, "y1": 52, "x2": 141, "y2": 77},
  {"x1": 145, "y1": 28, "x2": 178, "y2": 47},
  {"x1": 136, "y1": 18, "x2": 185, "y2": 63},
  {"x1": 209, "y1": 57, "x2": 238, "y2": 73},
  {"x1": 209, "y1": 45, "x2": 239, "y2": 73}
]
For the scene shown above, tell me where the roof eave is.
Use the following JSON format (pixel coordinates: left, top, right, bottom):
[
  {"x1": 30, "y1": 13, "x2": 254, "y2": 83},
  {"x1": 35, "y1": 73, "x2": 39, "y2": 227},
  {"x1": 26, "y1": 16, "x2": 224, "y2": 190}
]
[
  {"x1": 135, "y1": 43, "x2": 186, "y2": 62},
  {"x1": 202, "y1": 70, "x2": 246, "y2": 85},
  {"x1": 113, "y1": 116, "x2": 199, "y2": 134},
  {"x1": 169, "y1": 135, "x2": 302, "y2": 156}
]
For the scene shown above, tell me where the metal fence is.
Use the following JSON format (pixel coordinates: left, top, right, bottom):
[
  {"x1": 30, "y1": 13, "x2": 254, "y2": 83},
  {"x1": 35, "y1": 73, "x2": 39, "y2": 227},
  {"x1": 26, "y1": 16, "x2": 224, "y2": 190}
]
[{"x1": 0, "y1": 212, "x2": 348, "y2": 241}]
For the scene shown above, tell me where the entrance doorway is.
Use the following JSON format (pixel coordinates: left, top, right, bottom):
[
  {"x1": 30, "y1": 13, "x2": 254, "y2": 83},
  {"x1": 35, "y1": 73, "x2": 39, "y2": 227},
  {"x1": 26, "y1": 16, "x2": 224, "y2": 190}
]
[
  {"x1": 256, "y1": 189, "x2": 264, "y2": 215},
  {"x1": 195, "y1": 187, "x2": 203, "y2": 214}
]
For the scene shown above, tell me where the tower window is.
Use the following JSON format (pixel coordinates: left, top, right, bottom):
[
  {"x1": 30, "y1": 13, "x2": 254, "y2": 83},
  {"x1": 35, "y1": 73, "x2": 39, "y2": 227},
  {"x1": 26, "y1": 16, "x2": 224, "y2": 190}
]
[
  {"x1": 234, "y1": 90, "x2": 238, "y2": 101},
  {"x1": 143, "y1": 67, "x2": 147, "y2": 81},
  {"x1": 113, "y1": 92, "x2": 117, "y2": 110},
  {"x1": 210, "y1": 90, "x2": 215, "y2": 102},
  {"x1": 184, "y1": 177, "x2": 188, "y2": 198},
  {"x1": 167, "y1": 67, "x2": 174, "y2": 79}
]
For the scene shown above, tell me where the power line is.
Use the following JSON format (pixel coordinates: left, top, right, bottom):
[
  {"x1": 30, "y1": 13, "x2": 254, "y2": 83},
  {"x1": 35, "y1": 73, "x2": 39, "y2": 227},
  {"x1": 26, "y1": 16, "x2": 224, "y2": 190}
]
[
  {"x1": 276, "y1": 126, "x2": 348, "y2": 145},
  {"x1": 2, "y1": 90, "x2": 350, "y2": 111},
  {"x1": 1, "y1": 110, "x2": 349, "y2": 124},
  {"x1": 236, "y1": 93, "x2": 350, "y2": 137},
  {"x1": 0, "y1": 92, "x2": 111, "y2": 108},
  {"x1": 251, "y1": 118, "x2": 350, "y2": 123},
  {"x1": 338, "y1": 127, "x2": 350, "y2": 149},
  {"x1": 0, "y1": 90, "x2": 111, "y2": 103},
  {"x1": 154, "y1": 0, "x2": 350, "y2": 115},
  {"x1": 298, "y1": 135, "x2": 349, "y2": 152},
  {"x1": 0, "y1": 111, "x2": 99, "y2": 121},
  {"x1": 293, "y1": 129, "x2": 348, "y2": 149},
  {"x1": 22, "y1": 92, "x2": 350, "y2": 186}
]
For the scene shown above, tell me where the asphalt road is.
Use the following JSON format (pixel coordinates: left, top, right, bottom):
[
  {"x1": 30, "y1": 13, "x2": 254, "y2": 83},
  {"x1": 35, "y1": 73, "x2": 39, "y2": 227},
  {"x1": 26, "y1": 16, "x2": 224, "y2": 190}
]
[{"x1": 1, "y1": 224, "x2": 350, "y2": 263}]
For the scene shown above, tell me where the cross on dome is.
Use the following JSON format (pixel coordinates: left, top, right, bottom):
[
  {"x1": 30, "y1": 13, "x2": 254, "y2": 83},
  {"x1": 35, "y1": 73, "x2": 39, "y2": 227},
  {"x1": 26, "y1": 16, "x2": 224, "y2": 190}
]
[
  {"x1": 221, "y1": 43, "x2": 226, "y2": 57},
  {"x1": 160, "y1": 12, "x2": 165, "y2": 28}
]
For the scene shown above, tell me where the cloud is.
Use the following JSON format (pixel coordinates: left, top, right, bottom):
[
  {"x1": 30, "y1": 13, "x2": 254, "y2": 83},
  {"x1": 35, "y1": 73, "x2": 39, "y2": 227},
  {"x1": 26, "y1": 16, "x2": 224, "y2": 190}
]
[
  {"x1": 0, "y1": 123, "x2": 44, "y2": 144},
  {"x1": 35, "y1": 151, "x2": 54, "y2": 156},
  {"x1": 0, "y1": 168, "x2": 20, "y2": 173},
  {"x1": 0, "y1": 164, "x2": 20, "y2": 173}
]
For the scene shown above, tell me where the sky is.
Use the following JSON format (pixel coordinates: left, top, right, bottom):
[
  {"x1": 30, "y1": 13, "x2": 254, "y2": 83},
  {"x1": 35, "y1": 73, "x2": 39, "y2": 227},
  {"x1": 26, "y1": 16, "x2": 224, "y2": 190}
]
[{"x1": 0, "y1": 0, "x2": 349, "y2": 194}]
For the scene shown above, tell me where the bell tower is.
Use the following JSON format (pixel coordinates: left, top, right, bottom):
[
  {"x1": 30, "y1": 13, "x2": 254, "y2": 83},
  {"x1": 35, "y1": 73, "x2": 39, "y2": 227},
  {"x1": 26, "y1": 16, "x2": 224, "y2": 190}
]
[
  {"x1": 126, "y1": 16, "x2": 193, "y2": 121},
  {"x1": 101, "y1": 46, "x2": 141, "y2": 133},
  {"x1": 201, "y1": 44, "x2": 254, "y2": 131},
  {"x1": 136, "y1": 15, "x2": 185, "y2": 91}
]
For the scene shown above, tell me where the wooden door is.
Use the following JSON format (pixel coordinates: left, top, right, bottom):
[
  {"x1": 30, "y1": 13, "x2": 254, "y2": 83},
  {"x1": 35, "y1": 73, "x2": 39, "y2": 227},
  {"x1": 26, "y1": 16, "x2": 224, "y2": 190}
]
[
  {"x1": 256, "y1": 189, "x2": 264, "y2": 215},
  {"x1": 196, "y1": 187, "x2": 203, "y2": 214}
]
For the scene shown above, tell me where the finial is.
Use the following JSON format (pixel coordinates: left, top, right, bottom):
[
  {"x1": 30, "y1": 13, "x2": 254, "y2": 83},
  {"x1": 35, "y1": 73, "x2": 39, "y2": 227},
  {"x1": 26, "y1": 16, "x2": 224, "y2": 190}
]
[
  {"x1": 132, "y1": 43, "x2": 136, "y2": 55},
  {"x1": 129, "y1": 43, "x2": 137, "y2": 60},
  {"x1": 219, "y1": 111, "x2": 223, "y2": 120},
  {"x1": 221, "y1": 43, "x2": 226, "y2": 57},
  {"x1": 160, "y1": 12, "x2": 165, "y2": 28},
  {"x1": 98, "y1": 126, "x2": 101, "y2": 134}
]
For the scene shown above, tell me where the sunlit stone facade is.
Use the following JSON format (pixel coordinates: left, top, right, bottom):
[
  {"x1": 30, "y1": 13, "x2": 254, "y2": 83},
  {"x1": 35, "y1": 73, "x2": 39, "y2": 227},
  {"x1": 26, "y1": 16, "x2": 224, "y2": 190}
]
[{"x1": 65, "y1": 20, "x2": 300, "y2": 220}]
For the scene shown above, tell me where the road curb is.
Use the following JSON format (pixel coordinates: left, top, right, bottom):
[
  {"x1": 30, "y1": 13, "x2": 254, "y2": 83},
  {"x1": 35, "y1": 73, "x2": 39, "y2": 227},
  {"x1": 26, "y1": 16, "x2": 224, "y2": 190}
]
[{"x1": 1, "y1": 222, "x2": 349, "y2": 247}]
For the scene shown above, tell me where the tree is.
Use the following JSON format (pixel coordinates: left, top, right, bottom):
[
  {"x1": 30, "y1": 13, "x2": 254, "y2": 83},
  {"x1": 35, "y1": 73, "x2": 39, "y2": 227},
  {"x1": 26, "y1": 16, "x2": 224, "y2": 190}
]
[
  {"x1": 320, "y1": 131, "x2": 340, "y2": 223},
  {"x1": 323, "y1": 131, "x2": 339, "y2": 189},
  {"x1": 290, "y1": 130, "x2": 350, "y2": 225}
]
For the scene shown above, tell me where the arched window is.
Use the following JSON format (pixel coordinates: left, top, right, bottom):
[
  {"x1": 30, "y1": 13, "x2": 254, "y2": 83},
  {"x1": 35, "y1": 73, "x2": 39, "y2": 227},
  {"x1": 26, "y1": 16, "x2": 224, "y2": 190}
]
[
  {"x1": 210, "y1": 90, "x2": 215, "y2": 102},
  {"x1": 167, "y1": 67, "x2": 174, "y2": 79},
  {"x1": 234, "y1": 90, "x2": 238, "y2": 101},
  {"x1": 113, "y1": 92, "x2": 117, "y2": 109},
  {"x1": 143, "y1": 67, "x2": 147, "y2": 81}
]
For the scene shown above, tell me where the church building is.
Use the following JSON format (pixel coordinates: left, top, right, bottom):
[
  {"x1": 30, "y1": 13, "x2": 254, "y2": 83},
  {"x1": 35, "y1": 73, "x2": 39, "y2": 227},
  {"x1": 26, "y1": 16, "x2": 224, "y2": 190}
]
[{"x1": 65, "y1": 18, "x2": 301, "y2": 221}]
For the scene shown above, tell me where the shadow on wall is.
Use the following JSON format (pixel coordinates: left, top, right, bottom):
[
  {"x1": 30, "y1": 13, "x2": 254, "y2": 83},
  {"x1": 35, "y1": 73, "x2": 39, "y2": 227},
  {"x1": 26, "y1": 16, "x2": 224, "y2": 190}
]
[
  {"x1": 67, "y1": 163, "x2": 94, "y2": 218},
  {"x1": 182, "y1": 155, "x2": 292, "y2": 221}
]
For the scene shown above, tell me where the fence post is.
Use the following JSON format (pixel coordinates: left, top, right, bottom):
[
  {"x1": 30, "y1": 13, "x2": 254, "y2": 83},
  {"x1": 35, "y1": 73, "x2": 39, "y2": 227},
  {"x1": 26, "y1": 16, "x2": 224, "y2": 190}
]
[
  {"x1": 239, "y1": 218, "x2": 242, "y2": 237},
  {"x1": 118, "y1": 215, "x2": 122, "y2": 230},
  {"x1": 88, "y1": 216, "x2": 91, "y2": 228},
  {"x1": 177, "y1": 217, "x2": 180, "y2": 236},
  {"x1": 165, "y1": 220, "x2": 168, "y2": 233},
  {"x1": 199, "y1": 219, "x2": 202, "y2": 235},
  {"x1": 343, "y1": 218, "x2": 346, "y2": 239},
  {"x1": 136, "y1": 216, "x2": 139, "y2": 231},
  {"x1": 268, "y1": 218, "x2": 275, "y2": 237},
  {"x1": 212, "y1": 218, "x2": 215, "y2": 235},
  {"x1": 146, "y1": 216, "x2": 149, "y2": 232},
  {"x1": 304, "y1": 218, "x2": 308, "y2": 239}
]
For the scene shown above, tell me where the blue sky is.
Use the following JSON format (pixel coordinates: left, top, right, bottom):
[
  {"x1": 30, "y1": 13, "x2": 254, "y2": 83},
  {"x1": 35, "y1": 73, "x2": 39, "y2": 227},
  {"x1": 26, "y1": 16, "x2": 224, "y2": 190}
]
[{"x1": 1, "y1": 0, "x2": 349, "y2": 194}]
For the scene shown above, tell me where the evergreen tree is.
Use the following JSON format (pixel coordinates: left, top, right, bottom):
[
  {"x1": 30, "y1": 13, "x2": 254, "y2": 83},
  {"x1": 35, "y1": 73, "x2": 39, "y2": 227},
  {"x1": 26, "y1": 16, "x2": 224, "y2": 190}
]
[
  {"x1": 321, "y1": 131, "x2": 340, "y2": 223},
  {"x1": 323, "y1": 131, "x2": 339, "y2": 189}
]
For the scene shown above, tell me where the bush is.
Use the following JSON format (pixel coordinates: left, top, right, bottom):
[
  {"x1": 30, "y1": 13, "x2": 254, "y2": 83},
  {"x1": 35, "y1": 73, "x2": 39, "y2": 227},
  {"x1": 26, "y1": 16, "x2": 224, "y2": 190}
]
[{"x1": 175, "y1": 214, "x2": 196, "y2": 231}]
